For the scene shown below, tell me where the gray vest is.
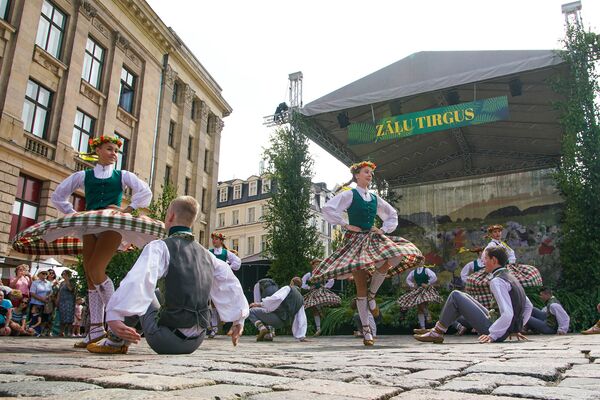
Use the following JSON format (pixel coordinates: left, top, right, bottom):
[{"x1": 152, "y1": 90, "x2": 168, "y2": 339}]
[
  {"x1": 158, "y1": 235, "x2": 214, "y2": 329},
  {"x1": 273, "y1": 286, "x2": 304, "y2": 322},
  {"x1": 494, "y1": 270, "x2": 527, "y2": 342}
]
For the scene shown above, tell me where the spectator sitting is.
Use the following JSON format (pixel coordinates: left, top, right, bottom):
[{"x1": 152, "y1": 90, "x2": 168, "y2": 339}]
[
  {"x1": 9, "y1": 297, "x2": 34, "y2": 336},
  {"x1": 28, "y1": 305, "x2": 43, "y2": 337},
  {"x1": 0, "y1": 290, "x2": 13, "y2": 336}
]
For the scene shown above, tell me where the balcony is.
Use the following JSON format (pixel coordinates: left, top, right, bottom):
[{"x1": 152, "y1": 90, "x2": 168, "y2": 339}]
[
  {"x1": 24, "y1": 134, "x2": 55, "y2": 160},
  {"x1": 74, "y1": 157, "x2": 94, "y2": 172}
]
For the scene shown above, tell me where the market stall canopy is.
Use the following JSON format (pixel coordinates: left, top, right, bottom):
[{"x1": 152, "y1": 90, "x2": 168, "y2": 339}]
[{"x1": 300, "y1": 50, "x2": 567, "y2": 186}]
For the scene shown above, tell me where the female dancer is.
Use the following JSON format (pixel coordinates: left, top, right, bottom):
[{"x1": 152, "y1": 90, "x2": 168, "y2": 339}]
[{"x1": 311, "y1": 161, "x2": 423, "y2": 345}]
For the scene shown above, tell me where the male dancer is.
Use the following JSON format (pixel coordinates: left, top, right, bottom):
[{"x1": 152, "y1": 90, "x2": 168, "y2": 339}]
[{"x1": 526, "y1": 287, "x2": 570, "y2": 335}]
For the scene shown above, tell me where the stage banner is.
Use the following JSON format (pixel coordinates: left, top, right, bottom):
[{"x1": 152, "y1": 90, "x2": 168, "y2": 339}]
[{"x1": 347, "y1": 96, "x2": 509, "y2": 145}]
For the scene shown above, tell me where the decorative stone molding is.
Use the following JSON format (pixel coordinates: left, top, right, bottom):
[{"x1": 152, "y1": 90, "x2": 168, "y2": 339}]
[
  {"x1": 32, "y1": 45, "x2": 68, "y2": 78},
  {"x1": 24, "y1": 133, "x2": 56, "y2": 161},
  {"x1": 78, "y1": 0, "x2": 98, "y2": 20},
  {"x1": 91, "y1": 16, "x2": 110, "y2": 39},
  {"x1": 184, "y1": 84, "x2": 195, "y2": 106},
  {"x1": 0, "y1": 19, "x2": 15, "y2": 59},
  {"x1": 200, "y1": 101, "x2": 209, "y2": 120},
  {"x1": 80, "y1": 79, "x2": 106, "y2": 106},
  {"x1": 114, "y1": 31, "x2": 141, "y2": 67},
  {"x1": 117, "y1": 107, "x2": 138, "y2": 128},
  {"x1": 215, "y1": 117, "x2": 224, "y2": 135},
  {"x1": 164, "y1": 65, "x2": 177, "y2": 88}
]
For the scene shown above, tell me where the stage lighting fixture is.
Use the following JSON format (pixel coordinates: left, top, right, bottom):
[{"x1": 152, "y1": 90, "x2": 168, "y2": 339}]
[
  {"x1": 509, "y1": 78, "x2": 522, "y2": 97},
  {"x1": 337, "y1": 112, "x2": 350, "y2": 128}
]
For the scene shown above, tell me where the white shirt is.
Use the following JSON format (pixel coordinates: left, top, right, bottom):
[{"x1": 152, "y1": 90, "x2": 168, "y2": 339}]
[
  {"x1": 406, "y1": 267, "x2": 437, "y2": 288},
  {"x1": 260, "y1": 286, "x2": 307, "y2": 339},
  {"x1": 542, "y1": 302, "x2": 570, "y2": 334},
  {"x1": 488, "y1": 275, "x2": 533, "y2": 341},
  {"x1": 460, "y1": 260, "x2": 483, "y2": 284},
  {"x1": 484, "y1": 239, "x2": 517, "y2": 264},
  {"x1": 211, "y1": 247, "x2": 241, "y2": 271},
  {"x1": 106, "y1": 236, "x2": 249, "y2": 337},
  {"x1": 52, "y1": 164, "x2": 152, "y2": 214},
  {"x1": 301, "y1": 272, "x2": 334, "y2": 290},
  {"x1": 322, "y1": 187, "x2": 398, "y2": 233}
]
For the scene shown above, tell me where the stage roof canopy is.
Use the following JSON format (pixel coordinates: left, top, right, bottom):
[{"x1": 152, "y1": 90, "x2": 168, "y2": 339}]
[{"x1": 300, "y1": 50, "x2": 567, "y2": 187}]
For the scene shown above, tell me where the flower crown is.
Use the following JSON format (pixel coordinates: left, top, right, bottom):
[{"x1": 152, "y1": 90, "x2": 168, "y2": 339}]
[
  {"x1": 211, "y1": 231, "x2": 226, "y2": 241},
  {"x1": 88, "y1": 135, "x2": 123, "y2": 151},
  {"x1": 350, "y1": 161, "x2": 377, "y2": 174}
]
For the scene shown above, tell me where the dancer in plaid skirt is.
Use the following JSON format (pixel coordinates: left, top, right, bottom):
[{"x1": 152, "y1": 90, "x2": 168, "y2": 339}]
[
  {"x1": 465, "y1": 225, "x2": 542, "y2": 309},
  {"x1": 460, "y1": 247, "x2": 484, "y2": 285},
  {"x1": 311, "y1": 161, "x2": 424, "y2": 346},
  {"x1": 15, "y1": 136, "x2": 160, "y2": 349},
  {"x1": 302, "y1": 260, "x2": 341, "y2": 337},
  {"x1": 397, "y1": 267, "x2": 443, "y2": 331}
]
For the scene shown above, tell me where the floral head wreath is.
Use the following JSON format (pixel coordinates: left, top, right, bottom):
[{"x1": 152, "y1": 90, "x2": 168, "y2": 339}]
[
  {"x1": 350, "y1": 161, "x2": 377, "y2": 174},
  {"x1": 487, "y1": 224, "x2": 504, "y2": 233},
  {"x1": 211, "y1": 232, "x2": 226, "y2": 241},
  {"x1": 80, "y1": 135, "x2": 123, "y2": 162}
]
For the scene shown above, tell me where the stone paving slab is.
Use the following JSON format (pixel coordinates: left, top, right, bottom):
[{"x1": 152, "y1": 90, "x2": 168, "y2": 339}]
[
  {"x1": 0, "y1": 381, "x2": 102, "y2": 397},
  {"x1": 27, "y1": 367, "x2": 125, "y2": 382},
  {"x1": 88, "y1": 373, "x2": 215, "y2": 391},
  {"x1": 404, "y1": 369, "x2": 461, "y2": 381},
  {"x1": 45, "y1": 388, "x2": 163, "y2": 400},
  {"x1": 167, "y1": 384, "x2": 272, "y2": 399},
  {"x1": 390, "y1": 388, "x2": 537, "y2": 399},
  {"x1": 116, "y1": 364, "x2": 206, "y2": 376},
  {"x1": 273, "y1": 378, "x2": 403, "y2": 399},
  {"x1": 0, "y1": 373, "x2": 43, "y2": 383},
  {"x1": 247, "y1": 390, "x2": 353, "y2": 400},
  {"x1": 492, "y1": 385, "x2": 600, "y2": 400},
  {"x1": 562, "y1": 363, "x2": 600, "y2": 378},
  {"x1": 463, "y1": 361, "x2": 561, "y2": 380},
  {"x1": 183, "y1": 370, "x2": 298, "y2": 387},
  {"x1": 559, "y1": 377, "x2": 600, "y2": 390}
]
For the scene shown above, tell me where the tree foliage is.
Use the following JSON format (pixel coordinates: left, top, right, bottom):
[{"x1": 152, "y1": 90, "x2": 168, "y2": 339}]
[
  {"x1": 262, "y1": 115, "x2": 323, "y2": 284},
  {"x1": 553, "y1": 16, "x2": 600, "y2": 329}
]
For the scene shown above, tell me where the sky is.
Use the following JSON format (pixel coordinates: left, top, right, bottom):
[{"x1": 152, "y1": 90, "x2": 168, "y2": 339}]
[{"x1": 146, "y1": 0, "x2": 600, "y2": 190}]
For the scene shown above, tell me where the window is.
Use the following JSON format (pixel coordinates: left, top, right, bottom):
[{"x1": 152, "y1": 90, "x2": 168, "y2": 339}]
[
  {"x1": 260, "y1": 204, "x2": 267, "y2": 221},
  {"x1": 35, "y1": 0, "x2": 66, "y2": 59},
  {"x1": 231, "y1": 238, "x2": 239, "y2": 253},
  {"x1": 219, "y1": 187, "x2": 227, "y2": 202},
  {"x1": 247, "y1": 236, "x2": 255, "y2": 255},
  {"x1": 172, "y1": 81, "x2": 179, "y2": 103},
  {"x1": 119, "y1": 67, "x2": 136, "y2": 113},
  {"x1": 248, "y1": 180, "x2": 257, "y2": 196},
  {"x1": 232, "y1": 209, "x2": 239, "y2": 225},
  {"x1": 198, "y1": 230, "x2": 205, "y2": 245},
  {"x1": 262, "y1": 178, "x2": 271, "y2": 193},
  {"x1": 191, "y1": 100, "x2": 196, "y2": 119},
  {"x1": 168, "y1": 121, "x2": 175, "y2": 147},
  {"x1": 164, "y1": 165, "x2": 171, "y2": 185},
  {"x1": 247, "y1": 207, "x2": 255, "y2": 223},
  {"x1": 233, "y1": 184, "x2": 241, "y2": 200},
  {"x1": 201, "y1": 187, "x2": 207, "y2": 213},
  {"x1": 203, "y1": 149, "x2": 210, "y2": 173},
  {"x1": 184, "y1": 177, "x2": 190, "y2": 195},
  {"x1": 81, "y1": 37, "x2": 104, "y2": 89},
  {"x1": 114, "y1": 133, "x2": 128, "y2": 170},
  {"x1": 22, "y1": 79, "x2": 52, "y2": 139},
  {"x1": 217, "y1": 212, "x2": 225, "y2": 227},
  {"x1": 0, "y1": 0, "x2": 10, "y2": 20},
  {"x1": 187, "y1": 136, "x2": 193, "y2": 161},
  {"x1": 71, "y1": 110, "x2": 94, "y2": 153},
  {"x1": 260, "y1": 234, "x2": 267, "y2": 252},
  {"x1": 10, "y1": 175, "x2": 42, "y2": 239},
  {"x1": 321, "y1": 220, "x2": 327, "y2": 234},
  {"x1": 70, "y1": 194, "x2": 85, "y2": 212}
]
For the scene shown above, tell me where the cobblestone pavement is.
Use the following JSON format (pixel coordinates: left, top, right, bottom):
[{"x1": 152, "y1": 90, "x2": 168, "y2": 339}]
[{"x1": 0, "y1": 334, "x2": 599, "y2": 399}]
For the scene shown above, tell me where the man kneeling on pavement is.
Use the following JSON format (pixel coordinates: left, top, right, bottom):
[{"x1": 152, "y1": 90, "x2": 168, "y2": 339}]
[
  {"x1": 88, "y1": 196, "x2": 249, "y2": 354},
  {"x1": 414, "y1": 246, "x2": 532, "y2": 344}
]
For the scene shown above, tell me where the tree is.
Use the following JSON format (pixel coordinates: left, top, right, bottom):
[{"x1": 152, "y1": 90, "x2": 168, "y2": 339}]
[
  {"x1": 553, "y1": 14, "x2": 600, "y2": 329},
  {"x1": 262, "y1": 115, "x2": 323, "y2": 284}
]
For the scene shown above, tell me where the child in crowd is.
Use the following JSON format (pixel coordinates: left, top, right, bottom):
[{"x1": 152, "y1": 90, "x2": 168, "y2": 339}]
[
  {"x1": 28, "y1": 305, "x2": 43, "y2": 337},
  {"x1": 73, "y1": 297, "x2": 84, "y2": 337}
]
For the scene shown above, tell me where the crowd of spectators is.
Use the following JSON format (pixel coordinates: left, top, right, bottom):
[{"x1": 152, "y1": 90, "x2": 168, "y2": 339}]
[{"x1": 0, "y1": 264, "x2": 86, "y2": 337}]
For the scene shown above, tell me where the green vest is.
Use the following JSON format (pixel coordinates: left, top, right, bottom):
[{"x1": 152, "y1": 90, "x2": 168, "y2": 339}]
[
  {"x1": 84, "y1": 169, "x2": 123, "y2": 211},
  {"x1": 273, "y1": 286, "x2": 304, "y2": 323},
  {"x1": 159, "y1": 234, "x2": 214, "y2": 329},
  {"x1": 209, "y1": 248, "x2": 228, "y2": 262},
  {"x1": 347, "y1": 189, "x2": 377, "y2": 230},
  {"x1": 473, "y1": 259, "x2": 483, "y2": 272},
  {"x1": 414, "y1": 268, "x2": 429, "y2": 286},
  {"x1": 545, "y1": 296, "x2": 560, "y2": 330}
]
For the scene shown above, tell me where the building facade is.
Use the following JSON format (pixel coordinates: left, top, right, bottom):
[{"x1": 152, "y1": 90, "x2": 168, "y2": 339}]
[
  {"x1": 215, "y1": 176, "x2": 336, "y2": 259},
  {"x1": 0, "y1": 0, "x2": 231, "y2": 277}
]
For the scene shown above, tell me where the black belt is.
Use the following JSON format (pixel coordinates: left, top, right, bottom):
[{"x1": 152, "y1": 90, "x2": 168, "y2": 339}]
[{"x1": 170, "y1": 328, "x2": 202, "y2": 341}]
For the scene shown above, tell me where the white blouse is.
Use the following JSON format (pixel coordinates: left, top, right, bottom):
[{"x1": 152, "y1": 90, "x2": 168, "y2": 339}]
[
  {"x1": 51, "y1": 163, "x2": 152, "y2": 214},
  {"x1": 406, "y1": 267, "x2": 437, "y2": 288},
  {"x1": 260, "y1": 286, "x2": 307, "y2": 339},
  {"x1": 484, "y1": 239, "x2": 517, "y2": 264},
  {"x1": 322, "y1": 186, "x2": 398, "y2": 233},
  {"x1": 488, "y1": 276, "x2": 533, "y2": 341},
  {"x1": 301, "y1": 272, "x2": 334, "y2": 290},
  {"x1": 106, "y1": 235, "x2": 249, "y2": 337},
  {"x1": 211, "y1": 247, "x2": 242, "y2": 271}
]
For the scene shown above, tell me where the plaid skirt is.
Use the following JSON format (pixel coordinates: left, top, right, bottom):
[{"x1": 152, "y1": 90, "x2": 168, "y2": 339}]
[
  {"x1": 310, "y1": 231, "x2": 424, "y2": 282},
  {"x1": 12, "y1": 209, "x2": 165, "y2": 256},
  {"x1": 304, "y1": 287, "x2": 342, "y2": 309},
  {"x1": 465, "y1": 264, "x2": 543, "y2": 309},
  {"x1": 397, "y1": 286, "x2": 444, "y2": 309}
]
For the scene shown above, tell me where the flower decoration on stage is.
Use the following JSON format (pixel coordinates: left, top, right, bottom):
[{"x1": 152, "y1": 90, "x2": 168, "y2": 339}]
[
  {"x1": 211, "y1": 231, "x2": 226, "y2": 241},
  {"x1": 89, "y1": 135, "x2": 123, "y2": 151},
  {"x1": 350, "y1": 161, "x2": 377, "y2": 174}
]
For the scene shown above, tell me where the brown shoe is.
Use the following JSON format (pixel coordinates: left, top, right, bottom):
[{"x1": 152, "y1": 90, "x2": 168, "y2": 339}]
[
  {"x1": 86, "y1": 340, "x2": 128, "y2": 354},
  {"x1": 256, "y1": 327, "x2": 269, "y2": 342},
  {"x1": 581, "y1": 325, "x2": 600, "y2": 335},
  {"x1": 73, "y1": 333, "x2": 105, "y2": 349},
  {"x1": 413, "y1": 328, "x2": 430, "y2": 335},
  {"x1": 414, "y1": 332, "x2": 444, "y2": 344}
]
